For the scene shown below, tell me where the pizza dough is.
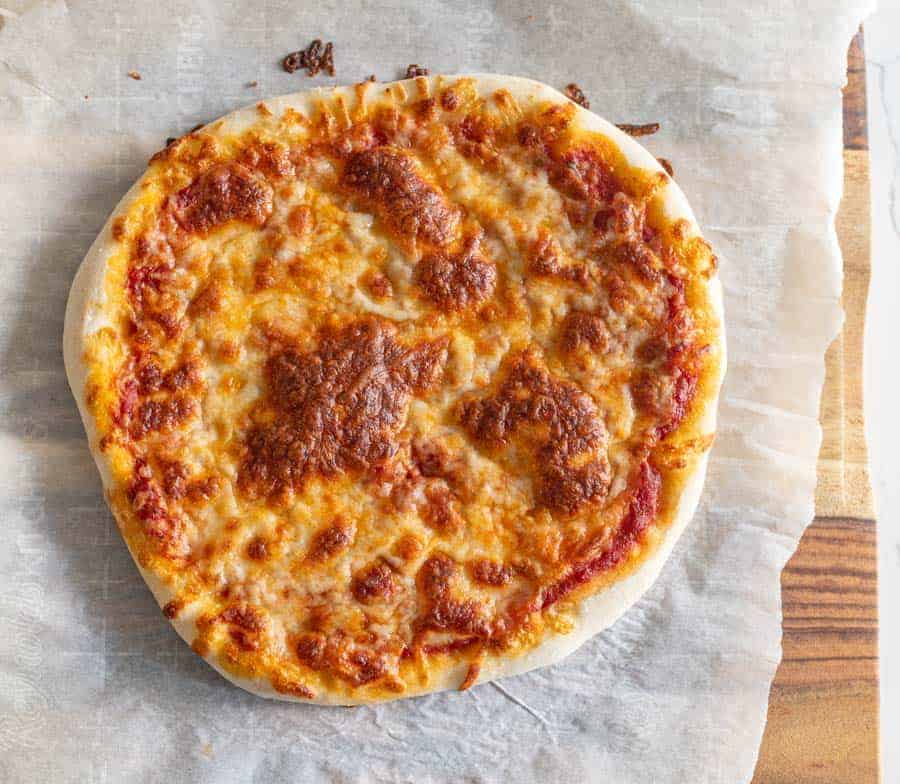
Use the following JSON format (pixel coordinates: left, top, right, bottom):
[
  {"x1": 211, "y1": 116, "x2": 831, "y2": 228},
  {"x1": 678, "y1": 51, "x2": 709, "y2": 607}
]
[{"x1": 64, "y1": 75, "x2": 725, "y2": 704}]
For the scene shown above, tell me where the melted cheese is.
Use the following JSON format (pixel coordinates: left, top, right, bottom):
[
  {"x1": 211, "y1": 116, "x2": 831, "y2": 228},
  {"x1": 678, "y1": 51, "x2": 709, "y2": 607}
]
[{"x1": 79, "y1": 77, "x2": 722, "y2": 703}]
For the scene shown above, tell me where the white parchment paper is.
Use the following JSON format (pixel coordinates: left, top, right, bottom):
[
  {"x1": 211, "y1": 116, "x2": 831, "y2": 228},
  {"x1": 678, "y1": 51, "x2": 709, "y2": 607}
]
[{"x1": 0, "y1": 1, "x2": 873, "y2": 781}]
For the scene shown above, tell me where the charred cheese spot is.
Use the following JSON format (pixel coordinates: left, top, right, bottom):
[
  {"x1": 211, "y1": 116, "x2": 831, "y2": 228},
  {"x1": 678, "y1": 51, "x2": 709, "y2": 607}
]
[
  {"x1": 359, "y1": 269, "x2": 393, "y2": 299},
  {"x1": 271, "y1": 675, "x2": 315, "y2": 700},
  {"x1": 469, "y1": 558, "x2": 513, "y2": 587},
  {"x1": 411, "y1": 437, "x2": 459, "y2": 481},
  {"x1": 137, "y1": 361, "x2": 164, "y2": 394},
  {"x1": 132, "y1": 395, "x2": 196, "y2": 439},
  {"x1": 240, "y1": 141, "x2": 295, "y2": 179},
  {"x1": 393, "y1": 533, "x2": 424, "y2": 562},
  {"x1": 616, "y1": 239, "x2": 661, "y2": 284},
  {"x1": 351, "y1": 562, "x2": 398, "y2": 604},
  {"x1": 169, "y1": 162, "x2": 273, "y2": 236},
  {"x1": 187, "y1": 279, "x2": 224, "y2": 317},
  {"x1": 239, "y1": 318, "x2": 449, "y2": 500},
  {"x1": 417, "y1": 552, "x2": 457, "y2": 600},
  {"x1": 295, "y1": 630, "x2": 400, "y2": 688},
  {"x1": 286, "y1": 204, "x2": 313, "y2": 237},
  {"x1": 452, "y1": 113, "x2": 500, "y2": 164},
  {"x1": 253, "y1": 256, "x2": 278, "y2": 291},
  {"x1": 422, "y1": 483, "x2": 463, "y2": 536},
  {"x1": 216, "y1": 340, "x2": 241, "y2": 363},
  {"x1": 219, "y1": 604, "x2": 265, "y2": 652},
  {"x1": 341, "y1": 145, "x2": 459, "y2": 247},
  {"x1": 459, "y1": 350, "x2": 611, "y2": 515},
  {"x1": 163, "y1": 360, "x2": 202, "y2": 392},
  {"x1": 111, "y1": 216, "x2": 127, "y2": 242},
  {"x1": 560, "y1": 311, "x2": 610, "y2": 354},
  {"x1": 552, "y1": 147, "x2": 619, "y2": 203},
  {"x1": 162, "y1": 599, "x2": 182, "y2": 619},
  {"x1": 419, "y1": 595, "x2": 490, "y2": 638},
  {"x1": 296, "y1": 633, "x2": 326, "y2": 667},
  {"x1": 527, "y1": 233, "x2": 588, "y2": 286},
  {"x1": 159, "y1": 458, "x2": 189, "y2": 498},
  {"x1": 414, "y1": 97, "x2": 440, "y2": 122},
  {"x1": 246, "y1": 536, "x2": 270, "y2": 561},
  {"x1": 415, "y1": 239, "x2": 497, "y2": 311},
  {"x1": 307, "y1": 518, "x2": 355, "y2": 561}
]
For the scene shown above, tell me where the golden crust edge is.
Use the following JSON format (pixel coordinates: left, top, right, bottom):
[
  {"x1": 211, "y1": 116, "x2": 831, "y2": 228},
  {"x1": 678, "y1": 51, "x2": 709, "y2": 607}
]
[{"x1": 62, "y1": 73, "x2": 727, "y2": 705}]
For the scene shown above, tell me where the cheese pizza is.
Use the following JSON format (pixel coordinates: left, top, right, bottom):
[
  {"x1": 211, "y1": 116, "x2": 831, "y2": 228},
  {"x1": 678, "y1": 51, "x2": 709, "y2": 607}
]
[{"x1": 64, "y1": 75, "x2": 725, "y2": 704}]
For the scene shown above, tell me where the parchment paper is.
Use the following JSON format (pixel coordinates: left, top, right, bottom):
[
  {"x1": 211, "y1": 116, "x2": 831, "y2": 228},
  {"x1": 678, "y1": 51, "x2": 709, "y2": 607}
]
[{"x1": 0, "y1": 1, "x2": 873, "y2": 781}]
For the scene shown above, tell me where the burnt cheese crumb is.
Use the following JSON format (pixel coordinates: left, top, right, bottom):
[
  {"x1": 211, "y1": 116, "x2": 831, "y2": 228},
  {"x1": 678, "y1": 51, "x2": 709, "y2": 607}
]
[
  {"x1": 563, "y1": 82, "x2": 589, "y2": 109},
  {"x1": 283, "y1": 39, "x2": 335, "y2": 77},
  {"x1": 616, "y1": 122, "x2": 661, "y2": 137}
]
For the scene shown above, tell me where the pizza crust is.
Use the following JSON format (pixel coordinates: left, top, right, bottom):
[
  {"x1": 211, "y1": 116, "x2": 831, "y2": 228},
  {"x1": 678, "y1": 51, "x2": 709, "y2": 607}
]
[{"x1": 64, "y1": 74, "x2": 725, "y2": 705}]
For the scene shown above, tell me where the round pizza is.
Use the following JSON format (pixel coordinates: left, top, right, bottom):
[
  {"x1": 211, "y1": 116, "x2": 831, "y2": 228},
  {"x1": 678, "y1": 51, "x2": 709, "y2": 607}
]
[{"x1": 64, "y1": 75, "x2": 725, "y2": 704}]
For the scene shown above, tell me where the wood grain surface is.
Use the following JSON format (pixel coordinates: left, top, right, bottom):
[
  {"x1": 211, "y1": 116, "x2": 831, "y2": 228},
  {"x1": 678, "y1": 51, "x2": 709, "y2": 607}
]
[{"x1": 752, "y1": 29, "x2": 879, "y2": 783}]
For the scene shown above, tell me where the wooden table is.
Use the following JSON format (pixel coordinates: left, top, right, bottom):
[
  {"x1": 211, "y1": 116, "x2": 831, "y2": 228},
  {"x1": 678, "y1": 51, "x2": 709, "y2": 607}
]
[{"x1": 751, "y1": 29, "x2": 880, "y2": 783}]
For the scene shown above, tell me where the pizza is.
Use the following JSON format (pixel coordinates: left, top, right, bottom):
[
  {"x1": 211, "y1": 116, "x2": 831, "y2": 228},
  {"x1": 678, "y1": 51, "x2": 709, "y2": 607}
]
[{"x1": 64, "y1": 75, "x2": 725, "y2": 704}]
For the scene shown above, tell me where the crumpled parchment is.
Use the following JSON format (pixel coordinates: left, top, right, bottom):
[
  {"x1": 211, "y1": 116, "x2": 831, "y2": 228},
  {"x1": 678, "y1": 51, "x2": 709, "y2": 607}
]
[{"x1": 0, "y1": 1, "x2": 873, "y2": 781}]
